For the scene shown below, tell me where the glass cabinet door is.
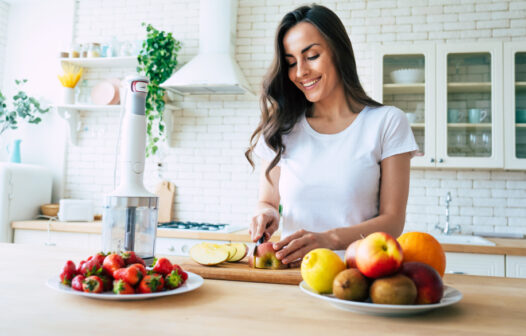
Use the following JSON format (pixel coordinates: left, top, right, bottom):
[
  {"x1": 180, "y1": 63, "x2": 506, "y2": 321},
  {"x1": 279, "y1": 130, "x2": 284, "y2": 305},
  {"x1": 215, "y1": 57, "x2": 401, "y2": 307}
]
[
  {"x1": 373, "y1": 44, "x2": 435, "y2": 167},
  {"x1": 504, "y1": 42, "x2": 526, "y2": 169},
  {"x1": 436, "y1": 43, "x2": 503, "y2": 168},
  {"x1": 514, "y1": 52, "x2": 526, "y2": 159}
]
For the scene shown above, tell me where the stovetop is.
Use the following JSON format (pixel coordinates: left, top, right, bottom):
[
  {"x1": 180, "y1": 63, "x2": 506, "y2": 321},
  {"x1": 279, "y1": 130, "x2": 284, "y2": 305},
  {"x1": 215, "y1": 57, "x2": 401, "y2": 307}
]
[{"x1": 158, "y1": 221, "x2": 244, "y2": 233}]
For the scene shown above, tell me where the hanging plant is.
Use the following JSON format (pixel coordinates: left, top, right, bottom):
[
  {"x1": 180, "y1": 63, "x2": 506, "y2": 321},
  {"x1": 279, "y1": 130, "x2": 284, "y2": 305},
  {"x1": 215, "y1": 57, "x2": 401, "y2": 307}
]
[{"x1": 137, "y1": 23, "x2": 182, "y2": 156}]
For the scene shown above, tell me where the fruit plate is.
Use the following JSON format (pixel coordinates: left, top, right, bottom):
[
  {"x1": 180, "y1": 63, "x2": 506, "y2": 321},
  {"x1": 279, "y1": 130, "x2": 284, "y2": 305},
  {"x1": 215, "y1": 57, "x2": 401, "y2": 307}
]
[
  {"x1": 299, "y1": 281, "x2": 462, "y2": 316},
  {"x1": 46, "y1": 272, "x2": 204, "y2": 301}
]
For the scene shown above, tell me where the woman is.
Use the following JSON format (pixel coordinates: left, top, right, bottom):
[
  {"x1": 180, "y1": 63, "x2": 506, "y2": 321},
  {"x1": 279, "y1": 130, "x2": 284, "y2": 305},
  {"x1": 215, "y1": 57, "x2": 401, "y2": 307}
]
[{"x1": 245, "y1": 4, "x2": 418, "y2": 267}]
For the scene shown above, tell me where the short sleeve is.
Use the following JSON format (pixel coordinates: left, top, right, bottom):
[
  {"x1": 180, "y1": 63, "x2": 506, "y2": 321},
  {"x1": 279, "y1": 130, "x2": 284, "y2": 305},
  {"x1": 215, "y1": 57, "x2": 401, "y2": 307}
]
[
  {"x1": 380, "y1": 107, "x2": 419, "y2": 160},
  {"x1": 254, "y1": 135, "x2": 280, "y2": 164}
]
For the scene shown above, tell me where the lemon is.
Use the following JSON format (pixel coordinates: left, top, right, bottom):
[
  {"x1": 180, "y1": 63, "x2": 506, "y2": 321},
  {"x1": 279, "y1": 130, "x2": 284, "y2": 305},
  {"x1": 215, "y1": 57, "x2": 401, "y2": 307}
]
[{"x1": 301, "y1": 248, "x2": 346, "y2": 294}]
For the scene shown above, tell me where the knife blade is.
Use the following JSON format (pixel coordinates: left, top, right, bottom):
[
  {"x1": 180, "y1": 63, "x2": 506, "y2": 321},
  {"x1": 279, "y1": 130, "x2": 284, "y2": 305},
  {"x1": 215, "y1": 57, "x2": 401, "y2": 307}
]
[{"x1": 253, "y1": 235, "x2": 266, "y2": 266}]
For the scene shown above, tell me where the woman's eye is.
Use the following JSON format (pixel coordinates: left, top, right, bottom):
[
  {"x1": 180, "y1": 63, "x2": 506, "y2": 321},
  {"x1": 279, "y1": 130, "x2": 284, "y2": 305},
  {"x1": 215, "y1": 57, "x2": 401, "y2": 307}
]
[
  {"x1": 307, "y1": 55, "x2": 319, "y2": 61},
  {"x1": 288, "y1": 62, "x2": 297, "y2": 68}
]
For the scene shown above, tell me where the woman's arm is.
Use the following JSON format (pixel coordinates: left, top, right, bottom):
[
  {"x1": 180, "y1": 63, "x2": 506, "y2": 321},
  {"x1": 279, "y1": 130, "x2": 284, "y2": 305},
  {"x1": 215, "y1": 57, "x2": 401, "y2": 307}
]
[
  {"x1": 249, "y1": 159, "x2": 281, "y2": 242},
  {"x1": 274, "y1": 152, "x2": 412, "y2": 264}
]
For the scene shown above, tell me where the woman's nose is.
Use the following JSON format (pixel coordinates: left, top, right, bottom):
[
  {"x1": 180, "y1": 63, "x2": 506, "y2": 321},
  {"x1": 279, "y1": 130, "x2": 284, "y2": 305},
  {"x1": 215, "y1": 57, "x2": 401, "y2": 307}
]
[{"x1": 296, "y1": 60, "x2": 309, "y2": 78}]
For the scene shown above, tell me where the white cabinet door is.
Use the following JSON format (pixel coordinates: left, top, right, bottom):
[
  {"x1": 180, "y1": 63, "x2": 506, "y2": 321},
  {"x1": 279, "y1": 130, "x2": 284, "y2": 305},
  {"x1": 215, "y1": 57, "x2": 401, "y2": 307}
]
[
  {"x1": 13, "y1": 229, "x2": 92, "y2": 249},
  {"x1": 156, "y1": 237, "x2": 230, "y2": 256},
  {"x1": 506, "y1": 255, "x2": 526, "y2": 278},
  {"x1": 445, "y1": 252, "x2": 505, "y2": 276},
  {"x1": 504, "y1": 42, "x2": 526, "y2": 169}
]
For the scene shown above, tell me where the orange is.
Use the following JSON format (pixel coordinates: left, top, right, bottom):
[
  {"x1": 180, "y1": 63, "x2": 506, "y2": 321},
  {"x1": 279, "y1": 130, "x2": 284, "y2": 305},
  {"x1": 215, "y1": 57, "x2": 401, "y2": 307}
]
[{"x1": 397, "y1": 232, "x2": 446, "y2": 277}]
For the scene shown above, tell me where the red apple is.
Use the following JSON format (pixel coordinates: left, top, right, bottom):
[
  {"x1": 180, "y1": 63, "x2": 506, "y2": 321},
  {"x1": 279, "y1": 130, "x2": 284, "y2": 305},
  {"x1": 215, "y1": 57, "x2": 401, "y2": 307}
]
[
  {"x1": 344, "y1": 239, "x2": 362, "y2": 268},
  {"x1": 248, "y1": 242, "x2": 287, "y2": 270},
  {"x1": 355, "y1": 232, "x2": 403, "y2": 279},
  {"x1": 400, "y1": 261, "x2": 444, "y2": 304}
]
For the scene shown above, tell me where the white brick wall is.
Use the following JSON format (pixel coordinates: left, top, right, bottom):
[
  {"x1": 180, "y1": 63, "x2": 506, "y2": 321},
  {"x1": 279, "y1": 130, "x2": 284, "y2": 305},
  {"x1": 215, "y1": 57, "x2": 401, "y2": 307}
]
[
  {"x1": 0, "y1": 0, "x2": 8, "y2": 91},
  {"x1": 65, "y1": 0, "x2": 526, "y2": 235}
]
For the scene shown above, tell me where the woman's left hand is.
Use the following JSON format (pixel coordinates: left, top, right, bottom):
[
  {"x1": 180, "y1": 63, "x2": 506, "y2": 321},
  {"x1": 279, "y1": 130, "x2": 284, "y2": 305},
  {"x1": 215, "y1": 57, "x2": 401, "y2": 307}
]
[{"x1": 272, "y1": 229, "x2": 333, "y2": 268}]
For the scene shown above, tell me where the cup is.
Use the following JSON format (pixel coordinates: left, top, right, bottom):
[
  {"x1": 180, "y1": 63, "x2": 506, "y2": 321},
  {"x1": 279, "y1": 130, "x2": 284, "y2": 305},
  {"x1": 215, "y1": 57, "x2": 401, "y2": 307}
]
[
  {"x1": 447, "y1": 109, "x2": 461, "y2": 123},
  {"x1": 468, "y1": 109, "x2": 488, "y2": 124},
  {"x1": 405, "y1": 112, "x2": 417, "y2": 124}
]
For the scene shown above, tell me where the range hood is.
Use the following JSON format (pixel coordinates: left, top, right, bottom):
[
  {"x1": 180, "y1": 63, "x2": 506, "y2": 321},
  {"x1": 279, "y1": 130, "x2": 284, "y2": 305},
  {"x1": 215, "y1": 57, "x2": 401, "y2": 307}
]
[{"x1": 161, "y1": 0, "x2": 253, "y2": 95}]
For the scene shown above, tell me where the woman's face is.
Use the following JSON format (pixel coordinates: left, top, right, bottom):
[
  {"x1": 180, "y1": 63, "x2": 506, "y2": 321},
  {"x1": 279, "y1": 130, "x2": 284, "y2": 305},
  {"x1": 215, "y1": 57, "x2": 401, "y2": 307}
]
[{"x1": 283, "y1": 22, "x2": 340, "y2": 103}]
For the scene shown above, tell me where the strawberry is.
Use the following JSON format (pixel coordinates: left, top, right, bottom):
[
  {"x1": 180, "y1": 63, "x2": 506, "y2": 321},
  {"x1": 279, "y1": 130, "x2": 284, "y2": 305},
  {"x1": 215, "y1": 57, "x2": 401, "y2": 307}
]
[
  {"x1": 59, "y1": 260, "x2": 77, "y2": 286},
  {"x1": 172, "y1": 264, "x2": 188, "y2": 283},
  {"x1": 103, "y1": 253, "x2": 125, "y2": 276},
  {"x1": 82, "y1": 276, "x2": 103, "y2": 293},
  {"x1": 71, "y1": 275, "x2": 85, "y2": 291},
  {"x1": 99, "y1": 274, "x2": 113, "y2": 291},
  {"x1": 165, "y1": 270, "x2": 183, "y2": 290},
  {"x1": 113, "y1": 265, "x2": 144, "y2": 286},
  {"x1": 130, "y1": 263, "x2": 147, "y2": 276},
  {"x1": 152, "y1": 257, "x2": 173, "y2": 276},
  {"x1": 138, "y1": 274, "x2": 164, "y2": 293},
  {"x1": 79, "y1": 257, "x2": 103, "y2": 277},
  {"x1": 90, "y1": 252, "x2": 107, "y2": 265},
  {"x1": 113, "y1": 280, "x2": 135, "y2": 295},
  {"x1": 120, "y1": 251, "x2": 146, "y2": 266}
]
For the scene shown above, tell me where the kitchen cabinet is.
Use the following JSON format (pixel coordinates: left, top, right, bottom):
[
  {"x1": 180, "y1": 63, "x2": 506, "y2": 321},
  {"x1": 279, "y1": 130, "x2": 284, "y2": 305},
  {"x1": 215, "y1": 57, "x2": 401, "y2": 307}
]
[
  {"x1": 374, "y1": 42, "x2": 504, "y2": 168},
  {"x1": 506, "y1": 255, "x2": 526, "y2": 278},
  {"x1": 445, "y1": 252, "x2": 505, "y2": 277},
  {"x1": 13, "y1": 229, "x2": 101, "y2": 250},
  {"x1": 504, "y1": 42, "x2": 526, "y2": 169}
]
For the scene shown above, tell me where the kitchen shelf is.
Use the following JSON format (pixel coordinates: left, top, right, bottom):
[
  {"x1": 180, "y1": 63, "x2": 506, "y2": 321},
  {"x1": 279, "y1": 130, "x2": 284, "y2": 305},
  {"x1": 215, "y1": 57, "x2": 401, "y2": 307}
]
[
  {"x1": 56, "y1": 104, "x2": 123, "y2": 112},
  {"x1": 447, "y1": 82, "x2": 491, "y2": 93},
  {"x1": 59, "y1": 56, "x2": 137, "y2": 68},
  {"x1": 447, "y1": 123, "x2": 492, "y2": 128},
  {"x1": 410, "y1": 123, "x2": 425, "y2": 128},
  {"x1": 383, "y1": 83, "x2": 425, "y2": 94},
  {"x1": 516, "y1": 123, "x2": 526, "y2": 128}
]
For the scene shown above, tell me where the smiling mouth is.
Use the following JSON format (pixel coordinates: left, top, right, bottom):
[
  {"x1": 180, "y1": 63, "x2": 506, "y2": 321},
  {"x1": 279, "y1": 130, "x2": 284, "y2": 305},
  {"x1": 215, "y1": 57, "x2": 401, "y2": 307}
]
[{"x1": 301, "y1": 77, "x2": 321, "y2": 89}]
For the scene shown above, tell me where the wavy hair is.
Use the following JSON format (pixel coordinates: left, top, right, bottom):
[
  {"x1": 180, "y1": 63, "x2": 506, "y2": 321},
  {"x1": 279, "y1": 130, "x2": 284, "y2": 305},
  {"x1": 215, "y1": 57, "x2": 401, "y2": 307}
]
[{"x1": 245, "y1": 4, "x2": 382, "y2": 181}]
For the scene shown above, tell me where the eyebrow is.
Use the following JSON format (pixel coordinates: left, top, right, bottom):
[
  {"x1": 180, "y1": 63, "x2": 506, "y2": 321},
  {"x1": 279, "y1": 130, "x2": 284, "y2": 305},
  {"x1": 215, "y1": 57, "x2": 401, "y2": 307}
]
[{"x1": 284, "y1": 43, "x2": 320, "y2": 57}]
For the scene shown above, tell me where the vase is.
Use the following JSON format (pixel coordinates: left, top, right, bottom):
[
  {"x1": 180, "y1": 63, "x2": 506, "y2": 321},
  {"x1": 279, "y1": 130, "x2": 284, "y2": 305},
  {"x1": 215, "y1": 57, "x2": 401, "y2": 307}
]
[
  {"x1": 7, "y1": 139, "x2": 22, "y2": 163},
  {"x1": 63, "y1": 87, "x2": 75, "y2": 105}
]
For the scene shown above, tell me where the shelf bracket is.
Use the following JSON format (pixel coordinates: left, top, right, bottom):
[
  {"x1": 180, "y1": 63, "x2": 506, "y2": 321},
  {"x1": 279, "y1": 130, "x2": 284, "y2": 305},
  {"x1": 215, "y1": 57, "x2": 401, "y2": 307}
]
[{"x1": 55, "y1": 106, "x2": 81, "y2": 145}]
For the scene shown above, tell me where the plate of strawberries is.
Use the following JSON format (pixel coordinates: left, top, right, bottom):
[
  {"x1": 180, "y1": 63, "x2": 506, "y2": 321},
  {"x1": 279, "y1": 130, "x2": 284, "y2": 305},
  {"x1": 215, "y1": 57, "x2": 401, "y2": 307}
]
[{"x1": 47, "y1": 252, "x2": 203, "y2": 300}]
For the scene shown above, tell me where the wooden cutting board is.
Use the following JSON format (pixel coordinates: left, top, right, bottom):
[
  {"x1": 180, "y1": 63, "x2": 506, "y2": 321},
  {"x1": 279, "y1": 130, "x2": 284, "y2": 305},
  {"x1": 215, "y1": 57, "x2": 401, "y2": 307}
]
[{"x1": 177, "y1": 257, "x2": 302, "y2": 285}]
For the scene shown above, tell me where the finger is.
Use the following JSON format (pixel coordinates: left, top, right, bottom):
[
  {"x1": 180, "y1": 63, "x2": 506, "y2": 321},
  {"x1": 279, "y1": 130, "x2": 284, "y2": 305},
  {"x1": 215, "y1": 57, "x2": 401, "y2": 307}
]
[
  {"x1": 282, "y1": 245, "x2": 312, "y2": 265},
  {"x1": 288, "y1": 259, "x2": 302, "y2": 269},
  {"x1": 266, "y1": 217, "x2": 279, "y2": 236},
  {"x1": 254, "y1": 215, "x2": 268, "y2": 242},
  {"x1": 276, "y1": 235, "x2": 307, "y2": 260},
  {"x1": 273, "y1": 229, "x2": 304, "y2": 251}
]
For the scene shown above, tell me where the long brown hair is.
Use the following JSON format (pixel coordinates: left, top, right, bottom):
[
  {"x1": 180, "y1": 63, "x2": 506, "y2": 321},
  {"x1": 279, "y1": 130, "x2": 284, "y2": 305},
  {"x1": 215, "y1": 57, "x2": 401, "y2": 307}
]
[{"x1": 245, "y1": 4, "x2": 382, "y2": 181}]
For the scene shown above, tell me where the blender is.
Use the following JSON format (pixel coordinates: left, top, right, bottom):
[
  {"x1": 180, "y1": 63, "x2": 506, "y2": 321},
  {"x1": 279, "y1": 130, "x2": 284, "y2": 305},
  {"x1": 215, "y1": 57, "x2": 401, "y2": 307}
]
[{"x1": 102, "y1": 75, "x2": 158, "y2": 265}]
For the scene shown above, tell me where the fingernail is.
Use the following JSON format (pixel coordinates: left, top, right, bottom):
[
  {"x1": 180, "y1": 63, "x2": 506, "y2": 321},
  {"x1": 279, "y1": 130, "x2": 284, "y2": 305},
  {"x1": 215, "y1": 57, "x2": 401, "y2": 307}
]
[{"x1": 273, "y1": 244, "x2": 278, "y2": 249}]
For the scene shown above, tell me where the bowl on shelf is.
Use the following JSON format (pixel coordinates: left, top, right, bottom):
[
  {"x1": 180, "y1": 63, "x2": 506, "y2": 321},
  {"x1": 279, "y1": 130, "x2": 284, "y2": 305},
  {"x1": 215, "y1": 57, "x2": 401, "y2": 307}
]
[
  {"x1": 516, "y1": 109, "x2": 526, "y2": 123},
  {"x1": 390, "y1": 68, "x2": 425, "y2": 84},
  {"x1": 40, "y1": 204, "x2": 59, "y2": 217}
]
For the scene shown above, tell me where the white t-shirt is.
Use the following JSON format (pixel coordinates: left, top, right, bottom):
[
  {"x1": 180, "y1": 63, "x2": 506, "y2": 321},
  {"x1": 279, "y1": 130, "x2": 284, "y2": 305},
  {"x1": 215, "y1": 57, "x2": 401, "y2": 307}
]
[{"x1": 254, "y1": 105, "x2": 418, "y2": 239}]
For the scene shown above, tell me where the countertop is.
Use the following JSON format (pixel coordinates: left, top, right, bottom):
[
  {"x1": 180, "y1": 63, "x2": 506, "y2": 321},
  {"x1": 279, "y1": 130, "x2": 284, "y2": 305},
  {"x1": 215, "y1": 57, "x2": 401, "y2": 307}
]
[
  {"x1": 11, "y1": 220, "x2": 526, "y2": 255},
  {"x1": 1, "y1": 243, "x2": 526, "y2": 336}
]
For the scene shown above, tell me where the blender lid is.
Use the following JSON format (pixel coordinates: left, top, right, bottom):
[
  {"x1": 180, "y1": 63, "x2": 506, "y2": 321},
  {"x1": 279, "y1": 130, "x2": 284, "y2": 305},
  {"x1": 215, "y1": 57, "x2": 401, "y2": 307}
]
[{"x1": 104, "y1": 195, "x2": 158, "y2": 208}]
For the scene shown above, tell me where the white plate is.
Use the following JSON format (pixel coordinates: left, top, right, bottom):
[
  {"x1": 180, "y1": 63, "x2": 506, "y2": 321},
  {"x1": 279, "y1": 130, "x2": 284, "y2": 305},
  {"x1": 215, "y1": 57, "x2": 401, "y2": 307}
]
[
  {"x1": 299, "y1": 281, "x2": 462, "y2": 316},
  {"x1": 47, "y1": 272, "x2": 204, "y2": 301}
]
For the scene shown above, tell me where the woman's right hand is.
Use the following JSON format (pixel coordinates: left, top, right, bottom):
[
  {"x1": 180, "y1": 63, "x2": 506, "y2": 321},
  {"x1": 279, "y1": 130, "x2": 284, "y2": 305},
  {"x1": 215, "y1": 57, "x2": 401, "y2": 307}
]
[{"x1": 249, "y1": 207, "x2": 280, "y2": 242}]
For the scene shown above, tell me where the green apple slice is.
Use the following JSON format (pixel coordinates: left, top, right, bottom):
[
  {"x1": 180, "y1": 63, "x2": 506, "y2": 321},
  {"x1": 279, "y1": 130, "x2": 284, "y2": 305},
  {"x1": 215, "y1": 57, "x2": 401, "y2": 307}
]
[{"x1": 189, "y1": 243, "x2": 229, "y2": 266}]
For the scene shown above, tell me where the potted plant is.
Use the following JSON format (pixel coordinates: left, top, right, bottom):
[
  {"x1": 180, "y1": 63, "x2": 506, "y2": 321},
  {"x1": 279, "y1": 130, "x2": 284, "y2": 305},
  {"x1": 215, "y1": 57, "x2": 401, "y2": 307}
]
[{"x1": 137, "y1": 23, "x2": 182, "y2": 156}]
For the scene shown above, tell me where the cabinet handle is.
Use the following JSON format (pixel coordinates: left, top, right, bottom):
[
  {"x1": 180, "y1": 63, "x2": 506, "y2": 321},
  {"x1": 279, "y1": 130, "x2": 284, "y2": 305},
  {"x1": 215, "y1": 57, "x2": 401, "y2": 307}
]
[
  {"x1": 430, "y1": 158, "x2": 435, "y2": 163},
  {"x1": 438, "y1": 158, "x2": 444, "y2": 163},
  {"x1": 181, "y1": 245, "x2": 190, "y2": 254},
  {"x1": 168, "y1": 246, "x2": 175, "y2": 252}
]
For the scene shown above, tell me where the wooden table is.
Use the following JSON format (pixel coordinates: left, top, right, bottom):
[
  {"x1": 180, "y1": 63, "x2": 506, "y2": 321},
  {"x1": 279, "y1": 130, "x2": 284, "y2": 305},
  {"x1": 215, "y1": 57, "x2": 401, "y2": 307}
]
[{"x1": 1, "y1": 243, "x2": 526, "y2": 335}]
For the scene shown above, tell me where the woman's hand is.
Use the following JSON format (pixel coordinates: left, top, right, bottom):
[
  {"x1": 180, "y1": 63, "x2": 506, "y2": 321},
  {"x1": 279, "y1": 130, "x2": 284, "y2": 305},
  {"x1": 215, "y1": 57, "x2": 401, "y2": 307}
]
[
  {"x1": 249, "y1": 207, "x2": 280, "y2": 242},
  {"x1": 273, "y1": 229, "x2": 333, "y2": 267}
]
